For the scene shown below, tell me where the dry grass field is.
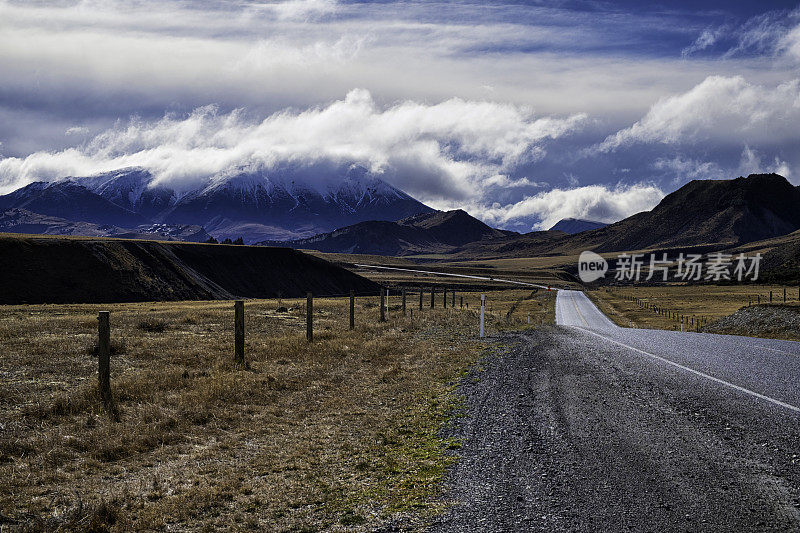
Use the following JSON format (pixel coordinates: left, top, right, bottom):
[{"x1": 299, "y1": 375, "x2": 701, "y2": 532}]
[
  {"x1": 588, "y1": 284, "x2": 800, "y2": 338},
  {"x1": 297, "y1": 251, "x2": 575, "y2": 289},
  {"x1": 302, "y1": 252, "x2": 418, "y2": 267},
  {"x1": 0, "y1": 288, "x2": 554, "y2": 531}
]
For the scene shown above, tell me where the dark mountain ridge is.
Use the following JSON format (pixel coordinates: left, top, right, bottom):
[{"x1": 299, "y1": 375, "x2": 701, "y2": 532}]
[
  {"x1": 449, "y1": 174, "x2": 800, "y2": 260},
  {"x1": 580, "y1": 173, "x2": 800, "y2": 252},
  {"x1": 262, "y1": 209, "x2": 517, "y2": 256},
  {"x1": 0, "y1": 180, "x2": 146, "y2": 227},
  {"x1": 548, "y1": 218, "x2": 607, "y2": 234}
]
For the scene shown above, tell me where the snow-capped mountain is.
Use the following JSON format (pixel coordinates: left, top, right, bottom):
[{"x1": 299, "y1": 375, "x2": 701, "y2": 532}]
[
  {"x1": 0, "y1": 179, "x2": 146, "y2": 227},
  {"x1": 82, "y1": 168, "x2": 176, "y2": 220},
  {"x1": 0, "y1": 166, "x2": 435, "y2": 242}
]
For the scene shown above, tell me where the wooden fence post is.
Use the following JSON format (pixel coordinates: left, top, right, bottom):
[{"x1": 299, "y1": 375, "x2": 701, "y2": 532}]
[
  {"x1": 234, "y1": 300, "x2": 245, "y2": 366},
  {"x1": 402, "y1": 289, "x2": 406, "y2": 316},
  {"x1": 430, "y1": 287, "x2": 435, "y2": 308},
  {"x1": 770, "y1": 290, "x2": 773, "y2": 303},
  {"x1": 306, "y1": 292, "x2": 313, "y2": 342},
  {"x1": 443, "y1": 287, "x2": 447, "y2": 308},
  {"x1": 349, "y1": 290, "x2": 355, "y2": 330},
  {"x1": 480, "y1": 294, "x2": 485, "y2": 338},
  {"x1": 784, "y1": 287, "x2": 787, "y2": 302},
  {"x1": 452, "y1": 290, "x2": 455, "y2": 308},
  {"x1": 460, "y1": 296, "x2": 463, "y2": 308},
  {"x1": 419, "y1": 287, "x2": 423, "y2": 310},
  {"x1": 380, "y1": 289, "x2": 386, "y2": 322},
  {"x1": 97, "y1": 311, "x2": 114, "y2": 416}
]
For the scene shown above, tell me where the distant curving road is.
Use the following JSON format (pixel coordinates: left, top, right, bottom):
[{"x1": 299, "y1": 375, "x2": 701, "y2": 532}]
[
  {"x1": 352, "y1": 263, "x2": 550, "y2": 289},
  {"x1": 556, "y1": 289, "x2": 800, "y2": 413}
]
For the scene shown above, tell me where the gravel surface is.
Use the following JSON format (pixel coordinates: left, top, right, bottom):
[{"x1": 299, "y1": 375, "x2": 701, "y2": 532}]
[
  {"x1": 429, "y1": 328, "x2": 800, "y2": 532},
  {"x1": 702, "y1": 304, "x2": 800, "y2": 340}
]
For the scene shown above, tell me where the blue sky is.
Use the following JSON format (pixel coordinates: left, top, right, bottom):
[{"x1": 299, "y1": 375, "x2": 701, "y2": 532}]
[{"x1": 1, "y1": 0, "x2": 799, "y2": 230}]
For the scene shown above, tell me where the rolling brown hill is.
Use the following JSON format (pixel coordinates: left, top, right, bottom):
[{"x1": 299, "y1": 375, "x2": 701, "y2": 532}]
[
  {"x1": 729, "y1": 229, "x2": 800, "y2": 284},
  {"x1": 261, "y1": 209, "x2": 517, "y2": 256},
  {"x1": 0, "y1": 235, "x2": 378, "y2": 304}
]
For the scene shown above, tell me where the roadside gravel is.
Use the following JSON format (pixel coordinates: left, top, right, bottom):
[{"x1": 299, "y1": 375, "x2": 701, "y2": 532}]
[{"x1": 429, "y1": 327, "x2": 800, "y2": 532}]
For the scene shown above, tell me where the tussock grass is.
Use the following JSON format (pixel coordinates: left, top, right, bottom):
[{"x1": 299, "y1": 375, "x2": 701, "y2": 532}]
[
  {"x1": 0, "y1": 289, "x2": 554, "y2": 531},
  {"x1": 137, "y1": 317, "x2": 168, "y2": 333}
]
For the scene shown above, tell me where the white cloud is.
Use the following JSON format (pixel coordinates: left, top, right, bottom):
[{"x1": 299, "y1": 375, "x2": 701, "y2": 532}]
[
  {"x1": 681, "y1": 28, "x2": 724, "y2": 57},
  {"x1": 0, "y1": 90, "x2": 586, "y2": 201},
  {"x1": 233, "y1": 34, "x2": 371, "y2": 73},
  {"x1": 778, "y1": 22, "x2": 800, "y2": 62},
  {"x1": 722, "y1": 11, "x2": 789, "y2": 59},
  {"x1": 652, "y1": 156, "x2": 725, "y2": 184},
  {"x1": 65, "y1": 126, "x2": 90, "y2": 136},
  {"x1": 738, "y1": 145, "x2": 793, "y2": 181},
  {"x1": 0, "y1": 0, "x2": 785, "y2": 157},
  {"x1": 265, "y1": 0, "x2": 339, "y2": 21},
  {"x1": 596, "y1": 76, "x2": 800, "y2": 152},
  {"x1": 682, "y1": 8, "x2": 800, "y2": 62},
  {"x1": 474, "y1": 183, "x2": 665, "y2": 231}
]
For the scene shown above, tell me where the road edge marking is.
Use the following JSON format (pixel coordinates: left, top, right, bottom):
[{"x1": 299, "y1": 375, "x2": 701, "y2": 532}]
[
  {"x1": 570, "y1": 325, "x2": 800, "y2": 414},
  {"x1": 569, "y1": 291, "x2": 590, "y2": 327}
]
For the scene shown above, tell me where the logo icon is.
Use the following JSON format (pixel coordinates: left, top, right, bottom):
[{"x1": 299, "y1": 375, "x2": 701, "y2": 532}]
[{"x1": 578, "y1": 250, "x2": 608, "y2": 283}]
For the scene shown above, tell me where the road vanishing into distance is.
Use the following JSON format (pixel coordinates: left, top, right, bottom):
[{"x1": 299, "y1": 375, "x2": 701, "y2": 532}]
[
  {"x1": 428, "y1": 288, "x2": 800, "y2": 532},
  {"x1": 556, "y1": 289, "x2": 800, "y2": 412}
]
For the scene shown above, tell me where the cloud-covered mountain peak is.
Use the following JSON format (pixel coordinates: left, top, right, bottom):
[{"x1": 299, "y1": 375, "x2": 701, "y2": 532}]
[
  {"x1": 79, "y1": 167, "x2": 177, "y2": 219},
  {"x1": 0, "y1": 164, "x2": 434, "y2": 242}
]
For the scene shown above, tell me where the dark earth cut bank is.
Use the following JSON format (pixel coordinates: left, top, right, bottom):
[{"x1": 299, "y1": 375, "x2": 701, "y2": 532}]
[{"x1": 0, "y1": 235, "x2": 379, "y2": 304}]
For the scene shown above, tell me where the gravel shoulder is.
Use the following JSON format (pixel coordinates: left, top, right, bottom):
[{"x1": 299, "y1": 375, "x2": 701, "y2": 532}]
[{"x1": 429, "y1": 327, "x2": 800, "y2": 532}]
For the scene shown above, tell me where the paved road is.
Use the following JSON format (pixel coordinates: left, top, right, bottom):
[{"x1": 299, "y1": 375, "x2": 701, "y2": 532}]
[
  {"x1": 556, "y1": 289, "x2": 800, "y2": 413},
  {"x1": 429, "y1": 291, "x2": 800, "y2": 531}
]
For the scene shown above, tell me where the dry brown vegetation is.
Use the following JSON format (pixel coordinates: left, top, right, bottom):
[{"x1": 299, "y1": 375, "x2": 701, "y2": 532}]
[
  {"x1": 0, "y1": 288, "x2": 554, "y2": 531},
  {"x1": 588, "y1": 284, "x2": 800, "y2": 339}
]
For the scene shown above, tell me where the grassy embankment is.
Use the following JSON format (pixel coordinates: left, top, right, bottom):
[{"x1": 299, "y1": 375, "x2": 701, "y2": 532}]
[
  {"x1": 588, "y1": 284, "x2": 800, "y2": 338},
  {"x1": 0, "y1": 288, "x2": 554, "y2": 531}
]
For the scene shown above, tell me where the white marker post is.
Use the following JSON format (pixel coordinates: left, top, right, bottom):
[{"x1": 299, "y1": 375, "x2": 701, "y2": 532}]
[{"x1": 480, "y1": 294, "x2": 485, "y2": 338}]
